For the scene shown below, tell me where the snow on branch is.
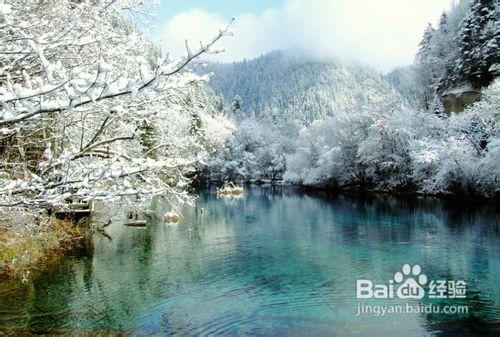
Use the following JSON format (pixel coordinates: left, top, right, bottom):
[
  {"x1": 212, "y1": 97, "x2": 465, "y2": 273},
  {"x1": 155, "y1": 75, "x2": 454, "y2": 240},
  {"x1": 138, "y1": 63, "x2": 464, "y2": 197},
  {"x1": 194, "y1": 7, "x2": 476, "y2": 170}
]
[{"x1": 0, "y1": 1, "x2": 235, "y2": 209}]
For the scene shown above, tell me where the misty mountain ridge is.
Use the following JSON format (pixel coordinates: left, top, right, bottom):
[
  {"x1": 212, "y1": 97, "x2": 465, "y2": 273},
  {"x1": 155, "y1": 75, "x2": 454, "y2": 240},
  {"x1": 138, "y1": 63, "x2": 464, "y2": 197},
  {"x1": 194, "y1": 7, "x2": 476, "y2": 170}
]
[{"x1": 199, "y1": 50, "x2": 406, "y2": 122}]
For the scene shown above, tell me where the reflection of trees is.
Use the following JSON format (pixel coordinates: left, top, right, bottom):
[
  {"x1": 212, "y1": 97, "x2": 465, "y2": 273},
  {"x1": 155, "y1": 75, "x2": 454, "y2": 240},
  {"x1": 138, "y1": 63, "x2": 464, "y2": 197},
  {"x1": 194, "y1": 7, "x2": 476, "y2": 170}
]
[
  {"x1": 0, "y1": 187, "x2": 497, "y2": 334},
  {"x1": 421, "y1": 290, "x2": 498, "y2": 337}
]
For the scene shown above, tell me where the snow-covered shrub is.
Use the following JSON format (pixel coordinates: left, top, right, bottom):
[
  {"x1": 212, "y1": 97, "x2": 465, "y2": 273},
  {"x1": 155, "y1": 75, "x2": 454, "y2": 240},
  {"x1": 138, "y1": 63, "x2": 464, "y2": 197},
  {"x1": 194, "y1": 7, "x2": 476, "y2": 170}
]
[
  {"x1": 359, "y1": 108, "x2": 445, "y2": 191},
  {"x1": 284, "y1": 79, "x2": 498, "y2": 197},
  {"x1": 208, "y1": 118, "x2": 291, "y2": 181},
  {"x1": 284, "y1": 109, "x2": 374, "y2": 187},
  {"x1": 425, "y1": 80, "x2": 499, "y2": 196}
]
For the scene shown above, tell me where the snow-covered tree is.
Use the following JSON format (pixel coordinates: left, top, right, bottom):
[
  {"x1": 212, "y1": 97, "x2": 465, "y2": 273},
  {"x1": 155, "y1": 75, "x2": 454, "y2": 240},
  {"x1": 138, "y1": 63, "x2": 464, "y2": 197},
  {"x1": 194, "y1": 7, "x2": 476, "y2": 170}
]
[
  {"x1": 202, "y1": 50, "x2": 405, "y2": 122},
  {"x1": 207, "y1": 117, "x2": 292, "y2": 182},
  {"x1": 284, "y1": 79, "x2": 499, "y2": 197},
  {"x1": 386, "y1": 65, "x2": 429, "y2": 111},
  {"x1": 414, "y1": 0, "x2": 498, "y2": 112},
  {"x1": 0, "y1": 0, "x2": 234, "y2": 208},
  {"x1": 427, "y1": 79, "x2": 499, "y2": 195},
  {"x1": 230, "y1": 95, "x2": 245, "y2": 121},
  {"x1": 455, "y1": 0, "x2": 500, "y2": 87}
]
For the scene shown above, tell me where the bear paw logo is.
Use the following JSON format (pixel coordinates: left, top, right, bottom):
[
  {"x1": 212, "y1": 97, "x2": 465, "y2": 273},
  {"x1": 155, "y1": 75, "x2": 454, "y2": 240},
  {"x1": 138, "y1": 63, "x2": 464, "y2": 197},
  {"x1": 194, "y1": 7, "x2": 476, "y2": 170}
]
[{"x1": 394, "y1": 264, "x2": 427, "y2": 299}]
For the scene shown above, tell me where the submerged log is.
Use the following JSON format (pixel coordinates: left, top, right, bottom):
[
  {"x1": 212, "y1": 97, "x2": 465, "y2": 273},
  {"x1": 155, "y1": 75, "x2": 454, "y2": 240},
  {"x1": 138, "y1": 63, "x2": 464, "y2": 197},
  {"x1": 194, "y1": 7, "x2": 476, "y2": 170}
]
[
  {"x1": 55, "y1": 200, "x2": 94, "y2": 221},
  {"x1": 124, "y1": 220, "x2": 147, "y2": 227},
  {"x1": 96, "y1": 228, "x2": 112, "y2": 241}
]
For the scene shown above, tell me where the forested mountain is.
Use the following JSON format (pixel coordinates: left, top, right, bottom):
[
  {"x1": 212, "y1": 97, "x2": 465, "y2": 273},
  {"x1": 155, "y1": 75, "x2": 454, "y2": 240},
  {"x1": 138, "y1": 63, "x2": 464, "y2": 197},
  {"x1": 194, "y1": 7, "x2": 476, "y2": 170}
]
[
  {"x1": 385, "y1": 65, "x2": 427, "y2": 110},
  {"x1": 201, "y1": 50, "x2": 405, "y2": 122},
  {"x1": 202, "y1": 0, "x2": 498, "y2": 119},
  {"x1": 205, "y1": 0, "x2": 499, "y2": 198}
]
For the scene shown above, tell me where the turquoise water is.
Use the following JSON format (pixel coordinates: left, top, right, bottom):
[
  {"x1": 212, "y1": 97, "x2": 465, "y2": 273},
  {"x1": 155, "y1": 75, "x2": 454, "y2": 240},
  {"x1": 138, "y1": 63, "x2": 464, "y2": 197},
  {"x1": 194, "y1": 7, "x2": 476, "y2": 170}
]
[{"x1": 0, "y1": 187, "x2": 498, "y2": 336}]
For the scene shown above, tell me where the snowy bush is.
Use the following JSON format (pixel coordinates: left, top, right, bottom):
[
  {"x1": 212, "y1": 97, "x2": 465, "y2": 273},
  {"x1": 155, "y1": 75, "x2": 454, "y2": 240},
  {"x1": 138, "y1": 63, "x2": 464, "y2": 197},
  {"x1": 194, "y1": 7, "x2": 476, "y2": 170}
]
[
  {"x1": 283, "y1": 80, "x2": 499, "y2": 197},
  {"x1": 428, "y1": 80, "x2": 499, "y2": 195},
  {"x1": 208, "y1": 118, "x2": 293, "y2": 182}
]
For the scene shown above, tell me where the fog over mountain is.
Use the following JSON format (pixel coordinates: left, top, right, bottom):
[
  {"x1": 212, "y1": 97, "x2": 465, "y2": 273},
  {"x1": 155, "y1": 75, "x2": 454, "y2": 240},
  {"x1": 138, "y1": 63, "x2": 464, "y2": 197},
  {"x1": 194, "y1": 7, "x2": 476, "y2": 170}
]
[{"x1": 201, "y1": 50, "x2": 405, "y2": 122}]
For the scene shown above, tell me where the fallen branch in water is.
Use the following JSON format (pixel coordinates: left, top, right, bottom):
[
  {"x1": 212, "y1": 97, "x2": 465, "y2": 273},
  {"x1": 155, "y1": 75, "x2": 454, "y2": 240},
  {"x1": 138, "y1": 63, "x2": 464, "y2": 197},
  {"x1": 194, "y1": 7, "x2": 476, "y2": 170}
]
[{"x1": 96, "y1": 218, "x2": 112, "y2": 241}]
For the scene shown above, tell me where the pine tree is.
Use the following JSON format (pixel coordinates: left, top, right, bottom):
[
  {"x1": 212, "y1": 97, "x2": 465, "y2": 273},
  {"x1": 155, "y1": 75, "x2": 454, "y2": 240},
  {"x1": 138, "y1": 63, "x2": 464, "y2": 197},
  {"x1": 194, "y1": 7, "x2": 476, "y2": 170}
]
[
  {"x1": 231, "y1": 95, "x2": 242, "y2": 113},
  {"x1": 439, "y1": 11, "x2": 449, "y2": 33},
  {"x1": 214, "y1": 95, "x2": 226, "y2": 113},
  {"x1": 416, "y1": 24, "x2": 437, "y2": 109},
  {"x1": 416, "y1": 24, "x2": 435, "y2": 63},
  {"x1": 231, "y1": 95, "x2": 245, "y2": 121},
  {"x1": 456, "y1": 0, "x2": 500, "y2": 87}
]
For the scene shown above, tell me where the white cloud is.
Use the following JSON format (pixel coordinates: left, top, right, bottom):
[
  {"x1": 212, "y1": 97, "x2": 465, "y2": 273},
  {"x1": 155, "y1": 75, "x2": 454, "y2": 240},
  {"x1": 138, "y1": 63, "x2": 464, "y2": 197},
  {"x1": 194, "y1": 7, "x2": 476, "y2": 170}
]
[
  {"x1": 161, "y1": 0, "x2": 452, "y2": 71},
  {"x1": 162, "y1": 8, "x2": 285, "y2": 63}
]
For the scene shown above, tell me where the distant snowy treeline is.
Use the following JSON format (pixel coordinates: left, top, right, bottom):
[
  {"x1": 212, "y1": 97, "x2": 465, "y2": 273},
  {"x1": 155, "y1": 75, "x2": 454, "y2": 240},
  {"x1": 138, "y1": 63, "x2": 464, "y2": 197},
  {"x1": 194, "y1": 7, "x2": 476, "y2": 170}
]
[
  {"x1": 206, "y1": 80, "x2": 498, "y2": 197},
  {"x1": 203, "y1": 0, "x2": 499, "y2": 197}
]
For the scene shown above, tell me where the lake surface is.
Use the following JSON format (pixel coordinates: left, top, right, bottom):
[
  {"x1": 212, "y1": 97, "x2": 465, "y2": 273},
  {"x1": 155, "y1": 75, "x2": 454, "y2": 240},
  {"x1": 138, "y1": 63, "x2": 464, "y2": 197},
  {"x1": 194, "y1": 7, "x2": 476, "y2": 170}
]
[{"x1": 0, "y1": 187, "x2": 498, "y2": 336}]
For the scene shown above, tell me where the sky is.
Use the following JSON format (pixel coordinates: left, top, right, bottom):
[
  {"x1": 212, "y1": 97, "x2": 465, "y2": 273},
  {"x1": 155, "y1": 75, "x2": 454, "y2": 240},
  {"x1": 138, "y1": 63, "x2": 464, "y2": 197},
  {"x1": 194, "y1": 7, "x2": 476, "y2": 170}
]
[{"x1": 156, "y1": 0, "x2": 453, "y2": 72}]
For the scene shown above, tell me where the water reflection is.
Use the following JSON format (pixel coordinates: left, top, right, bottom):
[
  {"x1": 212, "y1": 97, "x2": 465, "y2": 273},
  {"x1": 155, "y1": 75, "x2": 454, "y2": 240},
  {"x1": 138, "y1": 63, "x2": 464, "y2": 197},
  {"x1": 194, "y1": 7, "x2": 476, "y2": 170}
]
[{"x1": 0, "y1": 187, "x2": 498, "y2": 336}]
